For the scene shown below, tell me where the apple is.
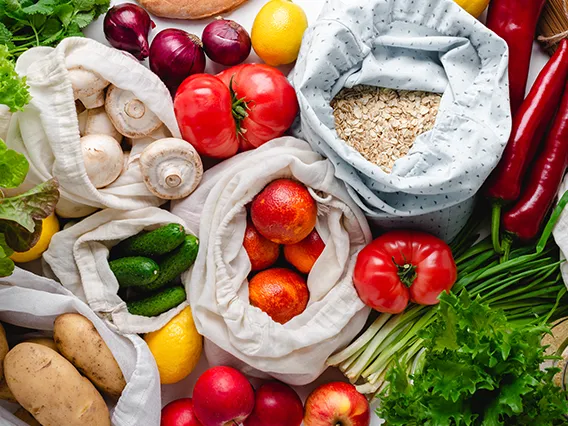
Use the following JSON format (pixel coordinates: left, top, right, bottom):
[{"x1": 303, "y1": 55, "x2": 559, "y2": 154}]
[
  {"x1": 161, "y1": 398, "x2": 203, "y2": 426},
  {"x1": 192, "y1": 366, "x2": 255, "y2": 426},
  {"x1": 244, "y1": 381, "x2": 303, "y2": 426},
  {"x1": 304, "y1": 382, "x2": 370, "y2": 426}
]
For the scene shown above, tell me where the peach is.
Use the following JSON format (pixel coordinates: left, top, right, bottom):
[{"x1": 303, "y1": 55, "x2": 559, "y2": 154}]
[
  {"x1": 284, "y1": 229, "x2": 325, "y2": 274},
  {"x1": 248, "y1": 268, "x2": 309, "y2": 324}
]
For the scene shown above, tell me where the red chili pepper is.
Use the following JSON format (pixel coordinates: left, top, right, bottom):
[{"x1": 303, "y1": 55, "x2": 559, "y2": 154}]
[
  {"x1": 485, "y1": 39, "x2": 568, "y2": 253},
  {"x1": 502, "y1": 80, "x2": 568, "y2": 250},
  {"x1": 486, "y1": 0, "x2": 547, "y2": 116}
]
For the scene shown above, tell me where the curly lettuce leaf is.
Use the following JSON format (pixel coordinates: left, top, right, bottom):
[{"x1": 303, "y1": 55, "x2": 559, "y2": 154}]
[
  {"x1": 0, "y1": 138, "x2": 29, "y2": 188},
  {"x1": 378, "y1": 292, "x2": 568, "y2": 425},
  {"x1": 0, "y1": 233, "x2": 14, "y2": 277},
  {"x1": 0, "y1": 44, "x2": 30, "y2": 112}
]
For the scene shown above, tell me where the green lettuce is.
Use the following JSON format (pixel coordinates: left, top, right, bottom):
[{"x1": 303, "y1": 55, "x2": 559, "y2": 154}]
[{"x1": 0, "y1": 44, "x2": 30, "y2": 112}]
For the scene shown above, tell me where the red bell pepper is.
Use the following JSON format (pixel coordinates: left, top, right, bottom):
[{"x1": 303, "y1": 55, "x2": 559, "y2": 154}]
[
  {"x1": 502, "y1": 79, "x2": 568, "y2": 251},
  {"x1": 486, "y1": 0, "x2": 547, "y2": 117},
  {"x1": 485, "y1": 39, "x2": 568, "y2": 253},
  {"x1": 353, "y1": 230, "x2": 457, "y2": 314}
]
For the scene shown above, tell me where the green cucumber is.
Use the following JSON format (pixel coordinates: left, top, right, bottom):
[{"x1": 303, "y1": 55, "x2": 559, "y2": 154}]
[
  {"x1": 114, "y1": 223, "x2": 186, "y2": 257},
  {"x1": 127, "y1": 286, "x2": 186, "y2": 317},
  {"x1": 144, "y1": 235, "x2": 199, "y2": 292},
  {"x1": 109, "y1": 257, "x2": 159, "y2": 288}
]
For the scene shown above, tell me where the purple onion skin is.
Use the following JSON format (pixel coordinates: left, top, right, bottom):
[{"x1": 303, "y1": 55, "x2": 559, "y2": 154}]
[
  {"x1": 202, "y1": 19, "x2": 251, "y2": 66},
  {"x1": 149, "y1": 29, "x2": 206, "y2": 96},
  {"x1": 104, "y1": 4, "x2": 155, "y2": 60}
]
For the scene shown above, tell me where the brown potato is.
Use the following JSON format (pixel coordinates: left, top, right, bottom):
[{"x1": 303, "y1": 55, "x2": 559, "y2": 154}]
[
  {"x1": 0, "y1": 379, "x2": 16, "y2": 402},
  {"x1": 4, "y1": 343, "x2": 110, "y2": 426},
  {"x1": 0, "y1": 323, "x2": 8, "y2": 379},
  {"x1": 25, "y1": 337, "x2": 58, "y2": 352},
  {"x1": 53, "y1": 313, "x2": 126, "y2": 398},
  {"x1": 14, "y1": 408, "x2": 41, "y2": 426}
]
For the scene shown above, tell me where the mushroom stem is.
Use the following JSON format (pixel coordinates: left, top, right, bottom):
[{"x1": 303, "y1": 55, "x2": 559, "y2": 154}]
[{"x1": 164, "y1": 167, "x2": 182, "y2": 188}]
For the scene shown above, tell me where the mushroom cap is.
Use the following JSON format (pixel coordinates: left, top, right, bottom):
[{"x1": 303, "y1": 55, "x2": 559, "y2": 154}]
[
  {"x1": 55, "y1": 198, "x2": 99, "y2": 219},
  {"x1": 105, "y1": 85, "x2": 163, "y2": 139},
  {"x1": 81, "y1": 134, "x2": 124, "y2": 189},
  {"x1": 140, "y1": 138, "x2": 203, "y2": 200},
  {"x1": 85, "y1": 107, "x2": 123, "y2": 142},
  {"x1": 68, "y1": 67, "x2": 109, "y2": 109}
]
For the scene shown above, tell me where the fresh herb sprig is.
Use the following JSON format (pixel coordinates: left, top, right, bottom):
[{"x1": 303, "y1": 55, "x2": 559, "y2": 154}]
[
  {"x1": 0, "y1": 44, "x2": 30, "y2": 111},
  {"x1": 0, "y1": 0, "x2": 110, "y2": 57}
]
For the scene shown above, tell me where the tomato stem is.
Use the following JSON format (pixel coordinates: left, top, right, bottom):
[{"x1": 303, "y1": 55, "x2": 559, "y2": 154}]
[
  {"x1": 229, "y1": 77, "x2": 251, "y2": 137},
  {"x1": 392, "y1": 257, "x2": 417, "y2": 287}
]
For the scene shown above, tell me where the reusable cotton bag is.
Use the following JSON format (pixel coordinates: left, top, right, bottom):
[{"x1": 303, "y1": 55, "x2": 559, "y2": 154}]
[
  {"x1": 171, "y1": 137, "x2": 372, "y2": 386},
  {"x1": 291, "y1": 0, "x2": 512, "y2": 240},
  {"x1": 3, "y1": 37, "x2": 181, "y2": 218},
  {"x1": 0, "y1": 268, "x2": 161, "y2": 426},
  {"x1": 43, "y1": 207, "x2": 189, "y2": 335}
]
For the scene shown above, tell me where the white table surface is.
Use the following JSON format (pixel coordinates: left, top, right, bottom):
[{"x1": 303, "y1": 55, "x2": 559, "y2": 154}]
[{"x1": 82, "y1": 1, "x2": 550, "y2": 424}]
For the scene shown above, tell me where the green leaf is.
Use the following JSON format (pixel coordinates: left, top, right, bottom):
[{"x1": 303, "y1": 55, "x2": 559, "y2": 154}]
[
  {"x1": 71, "y1": 0, "x2": 94, "y2": 11},
  {"x1": 0, "y1": 234, "x2": 14, "y2": 258},
  {"x1": 0, "y1": 22, "x2": 13, "y2": 45},
  {"x1": 0, "y1": 139, "x2": 29, "y2": 189},
  {"x1": 22, "y1": 0, "x2": 60, "y2": 15},
  {"x1": 54, "y1": 2, "x2": 73, "y2": 27},
  {"x1": 0, "y1": 45, "x2": 31, "y2": 112},
  {"x1": 72, "y1": 9, "x2": 94, "y2": 28},
  {"x1": 0, "y1": 233, "x2": 15, "y2": 277},
  {"x1": 0, "y1": 218, "x2": 42, "y2": 252},
  {"x1": 0, "y1": 178, "x2": 59, "y2": 232}
]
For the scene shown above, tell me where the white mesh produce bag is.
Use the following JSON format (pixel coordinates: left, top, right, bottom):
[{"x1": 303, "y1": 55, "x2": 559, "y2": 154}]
[
  {"x1": 0, "y1": 268, "x2": 161, "y2": 426},
  {"x1": 291, "y1": 0, "x2": 511, "y2": 240},
  {"x1": 43, "y1": 207, "x2": 189, "y2": 335},
  {"x1": 3, "y1": 37, "x2": 181, "y2": 218},
  {"x1": 171, "y1": 137, "x2": 372, "y2": 386}
]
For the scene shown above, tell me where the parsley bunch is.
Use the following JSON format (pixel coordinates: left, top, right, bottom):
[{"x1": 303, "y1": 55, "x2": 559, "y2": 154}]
[
  {"x1": 0, "y1": 0, "x2": 110, "y2": 57},
  {"x1": 379, "y1": 292, "x2": 568, "y2": 425}
]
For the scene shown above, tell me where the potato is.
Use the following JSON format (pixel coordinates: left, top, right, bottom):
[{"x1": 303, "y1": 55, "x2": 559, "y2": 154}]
[
  {"x1": 25, "y1": 337, "x2": 58, "y2": 352},
  {"x1": 14, "y1": 408, "x2": 41, "y2": 426},
  {"x1": 0, "y1": 379, "x2": 16, "y2": 402},
  {"x1": 4, "y1": 343, "x2": 110, "y2": 426},
  {"x1": 0, "y1": 323, "x2": 8, "y2": 379},
  {"x1": 53, "y1": 313, "x2": 126, "y2": 398}
]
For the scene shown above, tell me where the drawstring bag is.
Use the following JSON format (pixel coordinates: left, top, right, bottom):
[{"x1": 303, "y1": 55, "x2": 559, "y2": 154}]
[
  {"x1": 291, "y1": 0, "x2": 511, "y2": 240},
  {"x1": 171, "y1": 137, "x2": 371, "y2": 386},
  {"x1": 43, "y1": 207, "x2": 189, "y2": 335},
  {"x1": 4, "y1": 37, "x2": 180, "y2": 218},
  {"x1": 0, "y1": 268, "x2": 160, "y2": 426}
]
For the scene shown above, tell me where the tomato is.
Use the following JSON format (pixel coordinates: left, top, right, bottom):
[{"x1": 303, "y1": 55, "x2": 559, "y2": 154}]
[
  {"x1": 174, "y1": 74, "x2": 239, "y2": 159},
  {"x1": 353, "y1": 230, "x2": 457, "y2": 314},
  {"x1": 217, "y1": 64, "x2": 299, "y2": 150}
]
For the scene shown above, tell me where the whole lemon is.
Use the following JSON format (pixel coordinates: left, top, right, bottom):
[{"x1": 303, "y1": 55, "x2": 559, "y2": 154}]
[
  {"x1": 251, "y1": 0, "x2": 308, "y2": 66},
  {"x1": 454, "y1": 0, "x2": 490, "y2": 18},
  {"x1": 10, "y1": 213, "x2": 60, "y2": 263},
  {"x1": 144, "y1": 306, "x2": 202, "y2": 385}
]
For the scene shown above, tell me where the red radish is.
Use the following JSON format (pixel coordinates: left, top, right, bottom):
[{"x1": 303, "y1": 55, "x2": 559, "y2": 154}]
[
  {"x1": 244, "y1": 382, "x2": 303, "y2": 426},
  {"x1": 161, "y1": 398, "x2": 202, "y2": 426},
  {"x1": 192, "y1": 366, "x2": 255, "y2": 426}
]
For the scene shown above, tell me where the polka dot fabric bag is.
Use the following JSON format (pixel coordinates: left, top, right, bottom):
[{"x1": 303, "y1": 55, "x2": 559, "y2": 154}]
[{"x1": 291, "y1": 0, "x2": 512, "y2": 240}]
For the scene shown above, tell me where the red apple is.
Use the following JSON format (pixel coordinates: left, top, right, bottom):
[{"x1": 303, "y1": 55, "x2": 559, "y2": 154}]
[
  {"x1": 192, "y1": 366, "x2": 255, "y2": 426},
  {"x1": 244, "y1": 381, "x2": 303, "y2": 426},
  {"x1": 304, "y1": 382, "x2": 370, "y2": 426},
  {"x1": 161, "y1": 398, "x2": 203, "y2": 426}
]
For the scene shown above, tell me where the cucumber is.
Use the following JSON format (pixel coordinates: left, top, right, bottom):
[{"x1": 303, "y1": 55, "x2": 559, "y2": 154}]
[
  {"x1": 113, "y1": 223, "x2": 186, "y2": 257},
  {"x1": 127, "y1": 286, "x2": 186, "y2": 317},
  {"x1": 143, "y1": 235, "x2": 199, "y2": 292},
  {"x1": 109, "y1": 257, "x2": 159, "y2": 288}
]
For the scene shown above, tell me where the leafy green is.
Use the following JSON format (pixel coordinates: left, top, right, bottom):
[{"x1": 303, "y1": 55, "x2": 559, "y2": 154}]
[
  {"x1": 0, "y1": 0, "x2": 110, "y2": 57},
  {"x1": 378, "y1": 292, "x2": 568, "y2": 425},
  {"x1": 0, "y1": 138, "x2": 59, "y2": 277},
  {"x1": 0, "y1": 44, "x2": 30, "y2": 112}
]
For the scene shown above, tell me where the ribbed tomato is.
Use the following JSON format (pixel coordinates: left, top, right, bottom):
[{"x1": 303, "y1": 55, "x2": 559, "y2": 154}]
[{"x1": 353, "y1": 230, "x2": 457, "y2": 314}]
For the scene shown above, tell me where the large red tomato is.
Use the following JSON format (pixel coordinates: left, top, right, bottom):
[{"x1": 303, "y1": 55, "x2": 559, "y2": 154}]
[
  {"x1": 353, "y1": 230, "x2": 457, "y2": 314},
  {"x1": 174, "y1": 64, "x2": 298, "y2": 159}
]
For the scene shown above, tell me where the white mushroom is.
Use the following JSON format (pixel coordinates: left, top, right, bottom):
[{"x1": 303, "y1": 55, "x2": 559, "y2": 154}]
[
  {"x1": 105, "y1": 85, "x2": 162, "y2": 138},
  {"x1": 81, "y1": 134, "x2": 124, "y2": 189},
  {"x1": 55, "y1": 198, "x2": 99, "y2": 219},
  {"x1": 139, "y1": 138, "x2": 203, "y2": 200},
  {"x1": 85, "y1": 107, "x2": 123, "y2": 142},
  {"x1": 77, "y1": 109, "x2": 88, "y2": 136},
  {"x1": 68, "y1": 67, "x2": 109, "y2": 109}
]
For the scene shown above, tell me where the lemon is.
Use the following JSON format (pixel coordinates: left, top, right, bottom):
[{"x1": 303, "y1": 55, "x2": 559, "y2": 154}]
[
  {"x1": 10, "y1": 214, "x2": 60, "y2": 263},
  {"x1": 144, "y1": 306, "x2": 202, "y2": 385},
  {"x1": 251, "y1": 0, "x2": 308, "y2": 66},
  {"x1": 454, "y1": 0, "x2": 490, "y2": 18}
]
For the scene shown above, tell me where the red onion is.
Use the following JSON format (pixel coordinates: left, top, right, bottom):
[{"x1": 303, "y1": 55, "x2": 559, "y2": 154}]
[
  {"x1": 202, "y1": 18, "x2": 251, "y2": 66},
  {"x1": 103, "y1": 4, "x2": 155, "y2": 60},
  {"x1": 149, "y1": 29, "x2": 206, "y2": 96}
]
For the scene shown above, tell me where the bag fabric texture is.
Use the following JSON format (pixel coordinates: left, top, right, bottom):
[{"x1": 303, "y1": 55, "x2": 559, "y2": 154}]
[
  {"x1": 43, "y1": 207, "x2": 189, "y2": 335},
  {"x1": 0, "y1": 268, "x2": 161, "y2": 426},
  {"x1": 4, "y1": 37, "x2": 181, "y2": 217},
  {"x1": 171, "y1": 137, "x2": 372, "y2": 386},
  {"x1": 290, "y1": 0, "x2": 512, "y2": 240}
]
